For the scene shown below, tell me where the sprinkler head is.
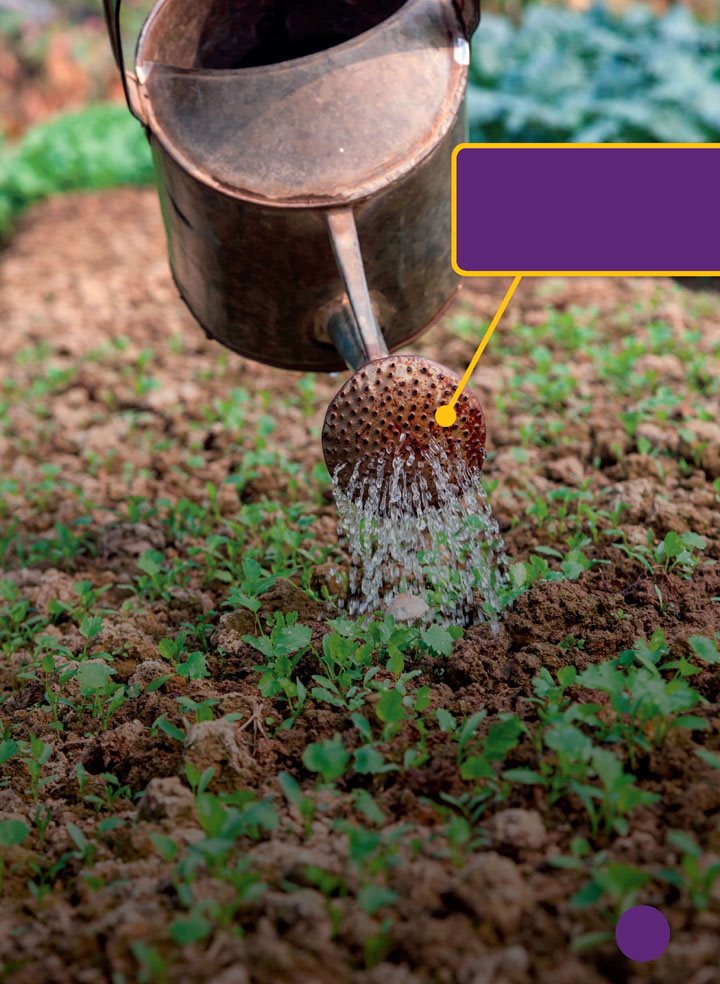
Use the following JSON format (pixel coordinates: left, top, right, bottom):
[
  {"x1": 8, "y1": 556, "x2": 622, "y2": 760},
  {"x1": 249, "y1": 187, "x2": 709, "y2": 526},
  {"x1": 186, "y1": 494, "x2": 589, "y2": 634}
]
[{"x1": 322, "y1": 355, "x2": 486, "y2": 498}]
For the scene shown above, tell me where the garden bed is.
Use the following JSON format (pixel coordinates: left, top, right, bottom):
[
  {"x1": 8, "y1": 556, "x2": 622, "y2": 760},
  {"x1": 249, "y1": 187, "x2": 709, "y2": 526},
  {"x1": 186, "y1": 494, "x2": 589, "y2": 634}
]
[{"x1": 0, "y1": 189, "x2": 719, "y2": 983}]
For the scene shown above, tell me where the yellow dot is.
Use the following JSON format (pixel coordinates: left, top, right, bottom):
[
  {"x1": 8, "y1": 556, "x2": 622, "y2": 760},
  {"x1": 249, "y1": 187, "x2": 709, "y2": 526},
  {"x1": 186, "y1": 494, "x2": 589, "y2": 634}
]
[{"x1": 435, "y1": 405, "x2": 457, "y2": 428}]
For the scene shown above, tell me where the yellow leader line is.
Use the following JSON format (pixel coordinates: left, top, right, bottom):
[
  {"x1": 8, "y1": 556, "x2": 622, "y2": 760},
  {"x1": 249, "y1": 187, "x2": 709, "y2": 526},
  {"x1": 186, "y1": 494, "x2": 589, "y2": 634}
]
[{"x1": 435, "y1": 275, "x2": 523, "y2": 428}]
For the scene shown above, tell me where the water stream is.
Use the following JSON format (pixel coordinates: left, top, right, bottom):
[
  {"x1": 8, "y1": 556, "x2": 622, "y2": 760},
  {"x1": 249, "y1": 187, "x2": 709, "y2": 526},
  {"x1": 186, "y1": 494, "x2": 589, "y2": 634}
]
[{"x1": 331, "y1": 437, "x2": 509, "y2": 627}]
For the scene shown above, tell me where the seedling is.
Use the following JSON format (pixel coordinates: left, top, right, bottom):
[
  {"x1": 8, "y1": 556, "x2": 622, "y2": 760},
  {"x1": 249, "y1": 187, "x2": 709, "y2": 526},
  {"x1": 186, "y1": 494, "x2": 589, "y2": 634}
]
[
  {"x1": 303, "y1": 735, "x2": 350, "y2": 785},
  {"x1": 613, "y1": 529, "x2": 709, "y2": 580},
  {"x1": 0, "y1": 818, "x2": 30, "y2": 892},
  {"x1": 245, "y1": 612, "x2": 311, "y2": 728},
  {"x1": 278, "y1": 771, "x2": 316, "y2": 835},
  {"x1": 658, "y1": 830, "x2": 720, "y2": 909},
  {"x1": 224, "y1": 556, "x2": 278, "y2": 627},
  {"x1": 21, "y1": 737, "x2": 55, "y2": 804}
]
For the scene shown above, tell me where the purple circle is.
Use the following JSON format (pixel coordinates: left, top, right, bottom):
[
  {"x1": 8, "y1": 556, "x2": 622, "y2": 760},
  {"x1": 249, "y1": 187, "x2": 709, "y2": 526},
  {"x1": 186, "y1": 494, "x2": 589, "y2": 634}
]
[{"x1": 615, "y1": 906, "x2": 670, "y2": 962}]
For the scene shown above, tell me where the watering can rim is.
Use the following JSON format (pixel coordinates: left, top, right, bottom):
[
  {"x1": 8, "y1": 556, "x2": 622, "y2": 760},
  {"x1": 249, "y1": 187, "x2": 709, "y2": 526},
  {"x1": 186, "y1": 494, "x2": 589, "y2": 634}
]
[
  {"x1": 116, "y1": 0, "x2": 475, "y2": 208},
  {"x1": 137, "y1": 0, "x2": 435, "y2": 76}
]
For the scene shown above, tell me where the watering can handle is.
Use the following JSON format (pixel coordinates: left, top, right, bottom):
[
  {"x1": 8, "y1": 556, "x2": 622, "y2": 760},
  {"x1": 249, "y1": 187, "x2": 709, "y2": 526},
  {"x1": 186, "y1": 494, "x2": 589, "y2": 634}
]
[
  {"x1": 102, "y1": 0, "x2": 145, "y2": 123},
  {"x1": 457, "y1": 0, "x2": 481, "y2": 36}
]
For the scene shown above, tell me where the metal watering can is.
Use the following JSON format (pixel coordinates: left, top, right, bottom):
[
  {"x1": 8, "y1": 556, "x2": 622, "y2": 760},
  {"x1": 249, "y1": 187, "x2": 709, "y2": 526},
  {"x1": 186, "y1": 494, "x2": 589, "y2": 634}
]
[{"x1": 103, "y1": 0, "x2": 485, "y2": 494}]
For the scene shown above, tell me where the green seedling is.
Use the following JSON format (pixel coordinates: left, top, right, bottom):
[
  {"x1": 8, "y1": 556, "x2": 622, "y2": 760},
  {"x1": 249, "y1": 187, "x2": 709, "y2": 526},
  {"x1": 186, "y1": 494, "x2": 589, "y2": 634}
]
[
  {"x1": 224, "y1": 557, "x2": 278, "y2": 626},
  {"x1": 0, "y1": 580, "x2": 48, "y2": 656},
  {"x1": 303, "y1": 735, "x2": 350, "y2": 785},
  {"x1": 75, "y1": 662, "x2": 127, "y2": 730},
  {"x1": 658, "y1": 831, "x2": 720, "y2": 909},
  {"x1": 0, "y1": 819, "x2": 30, "y2": 892},
  {"x1": 21, "y1": 737, "x2": 54, "y2": 804},
  {"x1": 245, "y1": 612, "x2": 311, "y2": 728},
  {"x1": 66, "y1": 822, "x2": 97, "y2": 867},
  {"x1": 83, "y1": 772, "x2": 135, "y2": 812},
  {"x1": 278, "y1": 771, "x2": 316, "y2": 835},
  {"x1": 437, "y1": 710, "x2": 525, "y2": 824},
  {"x1": 176, "y1": 650, "x2": 208, "y2": 680},
  {"x1": 613, "y1": 529, "x2": 709, "y2": 580},
  {"x1": 79, "y1": 616, "x2": 104, "y2": 657},
  {"x1": 576, "y1": 641, "x2": 707, "y2": 767},
  {"x1": 550, "y1": 841, "x2": 652, "y2": 952},
  {"x1": 133, "y1": 550, "x2": 195, "y2": 601},
  {"x1": 131, "y1": 941, "x2": 169, "y2": 984}
]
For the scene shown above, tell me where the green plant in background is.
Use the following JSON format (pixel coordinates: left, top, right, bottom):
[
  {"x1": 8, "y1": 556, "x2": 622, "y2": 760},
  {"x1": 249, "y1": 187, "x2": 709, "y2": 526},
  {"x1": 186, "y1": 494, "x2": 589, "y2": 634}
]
[
  {"x1": 0, "y1": 818, "x2": 30, "y2": 892},
  {"x1": 3, "y1": 6, "x2": 719, "y2": 245},
  {"x1": 469, "y1": 6, "x2": 720, "y2": 144},
  {"x1": 658, "y1": 830, "x2": 720, "y2": 909},
  {"x1": 0, "y1": 104, "x2": 154, "y2": 238}
]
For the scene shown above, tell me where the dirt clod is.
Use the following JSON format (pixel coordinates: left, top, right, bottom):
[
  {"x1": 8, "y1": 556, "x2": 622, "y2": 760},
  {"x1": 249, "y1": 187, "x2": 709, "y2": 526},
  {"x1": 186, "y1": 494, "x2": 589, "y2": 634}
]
[
  {"x1": 451, "y1": 852, "x2": 531, "y2": 937},
  {"x1": 183, "y1": 719, "x2": 258, "y2": 790},
  {"x1": 488, "y1": 809, "x2": 547, "y2": 852},
  {"x1": 137, "y1": 776, "x2": 195, "y2": 822}
]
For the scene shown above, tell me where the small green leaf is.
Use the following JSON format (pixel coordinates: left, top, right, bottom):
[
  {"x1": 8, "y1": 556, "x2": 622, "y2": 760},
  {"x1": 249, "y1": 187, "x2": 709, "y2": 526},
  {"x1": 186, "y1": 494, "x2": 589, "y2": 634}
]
[
  {"x1": 667, "y1": 830, "x2": 700, "y2": 857},
  {"x1": 177, "y1": 651, "x2": 208, "y2": 680},
  {"x1": 460, "y1": 755, "x2": 493, "y2": 780},
  {"x1": 170, "y1": 914, "x2": 212, "y2": 945},
  {"x1": 674, "y1": 715, "x2": 709, "y2": 731},
  {"x1": 0, "y1": 818, "x2": 30, "y2": 847},
  {"x1": 350, "y1": 714, "x2": 374, "y2": 742},
  {"x1": 354, "y1": 746, "x2": 391, "y2": 775},
  {"x1": 421, "y1": 624, "x2": 454, "y2": 657},
  {"x1": 138, "y1": 550, "x2": 163, "y2": 576},
  {"x1": 376, "y1": 689, "x2": 404, "y2": 725},
  {"x1": 149, "y1": 833, "x2": 179, "y2": 862},
  {"x1": 570, "y1": 931, "x2": 613, "y2": 953},
  {"x1": 557, "y1": 666, "x2": 577, "y2": 687},
  {"x1": 484, "y1": 715, "x2": 523, "y2": 762},
  {"x1": 153, "y1": 715, "x2": 185, "y2": 743},
  {"x1": 503, "y1": 768, "x2": 544, "y2": 785},
  {"x1": 436, "y1": 708, "x2": 457, "y2": 733},
  {"x1": 0, "y1": 739, "x2": 19, "y2": 766},
  {"x1": 79, "y1": 616, "x2": 103, "y2": 641},
  {"x1": 303, "y1": 735, "x2": 349, "y2": 784},
  {"x1": 77, "y1": 661, "x2": 115, "y2": 695},
  {"x1": 695, "y1": 748, "x2": 720, "y2": 769},
  {"x1": 689, "y1": 636, "x2": 720, "y2": 665},
  {"x1": 357, "y1": 885, "x2": 398, "y2": 915}
]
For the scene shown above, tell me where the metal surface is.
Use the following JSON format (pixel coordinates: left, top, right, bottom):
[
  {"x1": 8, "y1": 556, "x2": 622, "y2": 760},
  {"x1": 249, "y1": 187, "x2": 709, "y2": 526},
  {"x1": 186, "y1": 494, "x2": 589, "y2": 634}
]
[
  {"x1": 326, "y1": 306, "x2": 390, "y2": 372},
  {"x1": 103, "y1": 0, "x2": 479, "y2": 373},
  {"x1": 322, "y1": 355, "x2": 486, "y2": 493},
  {"x1": 152, "y1": 106, "x2": 465, "y2": 371},
  {"x1": 326, "y1": 210, "x2": 387, "y2": 365},
  {"x1": 458, "y1": 0, "x2": 482, "y2": 34},
  {"x1": 137, "y1": 0, "x2": 471, "y2": 204},
  {"x1": 103, "y1": 0, "x2": 481, "y2": 373},
  {"x1": 102, "y1": 0, "x2": 142, "y2": 121}
]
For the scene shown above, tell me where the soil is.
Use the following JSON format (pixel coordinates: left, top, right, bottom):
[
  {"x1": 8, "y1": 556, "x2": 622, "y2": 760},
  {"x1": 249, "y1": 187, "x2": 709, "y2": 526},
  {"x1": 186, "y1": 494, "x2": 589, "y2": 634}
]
[{"x1": 0, "y1": 189, "x2": 719, "y2": 984}]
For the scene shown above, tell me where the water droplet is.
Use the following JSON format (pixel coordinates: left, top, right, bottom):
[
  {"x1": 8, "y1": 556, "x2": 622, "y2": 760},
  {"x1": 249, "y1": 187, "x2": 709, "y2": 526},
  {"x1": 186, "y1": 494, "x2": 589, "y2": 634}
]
[{"x1": 330, "y1": 441, "x2": 508, "y2": 627}]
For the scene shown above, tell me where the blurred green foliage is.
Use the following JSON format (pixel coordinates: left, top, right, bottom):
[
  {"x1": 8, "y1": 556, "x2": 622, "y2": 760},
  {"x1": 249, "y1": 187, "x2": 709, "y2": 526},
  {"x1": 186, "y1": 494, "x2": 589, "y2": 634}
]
[
  {"x1": 0, "y1": 4, "x2": 719, "y2": 239},
  {"x1": 0, "y1": 103, "x2": 153, "y2": 238},
  {"x1": 469, "y1": 5, "x2": 720, "y2": 142}
]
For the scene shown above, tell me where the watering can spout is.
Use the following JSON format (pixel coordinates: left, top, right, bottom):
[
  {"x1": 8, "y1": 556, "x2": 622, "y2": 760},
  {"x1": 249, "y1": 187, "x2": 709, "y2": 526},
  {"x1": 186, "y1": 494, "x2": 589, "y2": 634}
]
[{"x1": 325, "y1": 209, "x2": 389, "y2": 372}]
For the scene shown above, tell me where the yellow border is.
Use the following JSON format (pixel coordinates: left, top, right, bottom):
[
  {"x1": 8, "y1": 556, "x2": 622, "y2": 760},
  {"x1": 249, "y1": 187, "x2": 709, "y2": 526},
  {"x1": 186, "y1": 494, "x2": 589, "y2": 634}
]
[{"x1": 451, "y1": 143, "x2": 720, "y2": 277}]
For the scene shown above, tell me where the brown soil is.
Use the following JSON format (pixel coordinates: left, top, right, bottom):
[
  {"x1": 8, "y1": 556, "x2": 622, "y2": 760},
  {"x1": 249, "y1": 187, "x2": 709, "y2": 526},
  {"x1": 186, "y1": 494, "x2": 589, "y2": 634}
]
[{"x1": 0, "y1": 189, "x2": 719, "y2": 984}]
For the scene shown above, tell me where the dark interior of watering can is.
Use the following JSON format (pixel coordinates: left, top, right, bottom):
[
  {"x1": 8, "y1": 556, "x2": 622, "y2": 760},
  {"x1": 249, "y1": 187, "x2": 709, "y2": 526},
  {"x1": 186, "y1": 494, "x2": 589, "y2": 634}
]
[{"x1": 141, "y1": 0, "x2": 408, "y2": 70}]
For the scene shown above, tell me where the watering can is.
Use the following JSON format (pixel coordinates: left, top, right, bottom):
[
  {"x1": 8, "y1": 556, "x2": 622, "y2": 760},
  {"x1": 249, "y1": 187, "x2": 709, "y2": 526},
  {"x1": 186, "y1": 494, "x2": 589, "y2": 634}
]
[{"x1": 103, "y1": 0, "x2": 486, "y2": 494}]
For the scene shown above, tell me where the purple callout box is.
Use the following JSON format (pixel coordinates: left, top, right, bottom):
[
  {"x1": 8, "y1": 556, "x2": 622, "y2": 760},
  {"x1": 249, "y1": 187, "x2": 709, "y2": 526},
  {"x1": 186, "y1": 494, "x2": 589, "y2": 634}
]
[{"x1": 452, "y1": 144, "x2": 720, "y2": 276}]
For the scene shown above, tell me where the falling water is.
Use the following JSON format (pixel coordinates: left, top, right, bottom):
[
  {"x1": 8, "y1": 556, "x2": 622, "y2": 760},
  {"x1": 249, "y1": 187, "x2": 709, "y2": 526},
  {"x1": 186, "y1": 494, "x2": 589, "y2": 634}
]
[{"x1": 331, "y1": 437, "x2": 509, "y2": 627}]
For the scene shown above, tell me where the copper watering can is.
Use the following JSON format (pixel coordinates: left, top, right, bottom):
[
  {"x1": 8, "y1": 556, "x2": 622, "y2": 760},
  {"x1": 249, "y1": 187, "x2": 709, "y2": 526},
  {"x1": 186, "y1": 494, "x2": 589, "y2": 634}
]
[{"x1": 103, "y1": 0, "x2": 486, "y2": 494}]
